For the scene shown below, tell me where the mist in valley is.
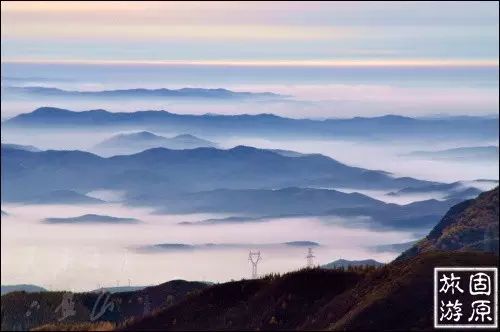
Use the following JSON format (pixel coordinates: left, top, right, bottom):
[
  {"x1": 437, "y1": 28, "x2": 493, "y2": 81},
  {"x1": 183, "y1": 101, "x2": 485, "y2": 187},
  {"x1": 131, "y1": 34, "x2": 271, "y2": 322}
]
[
  {"x1": 2, "y1": 61, "x2": 498, "y2": 120},
  {"x1": 1, "y1": 3, "x2": 498, "y2": 330},
  {"x1": 2, "y1": 125, "x2": 498, "y2": 184},
  {"x1": 219, "y1": 137, "x2": 499, "y2": 183},
  {"x1": 1, "y1": 63, "x2": 498, "y2": 292},
  {"x1": 1, "y1": 203, "x2": 416, "y2": 291}
]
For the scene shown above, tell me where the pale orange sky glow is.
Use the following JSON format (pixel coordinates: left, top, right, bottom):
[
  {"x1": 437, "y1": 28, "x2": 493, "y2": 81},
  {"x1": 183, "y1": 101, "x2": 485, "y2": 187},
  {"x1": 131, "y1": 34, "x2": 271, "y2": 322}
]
[{"x1": 1, "y1": 1, "x2": 498, "y2": 64}]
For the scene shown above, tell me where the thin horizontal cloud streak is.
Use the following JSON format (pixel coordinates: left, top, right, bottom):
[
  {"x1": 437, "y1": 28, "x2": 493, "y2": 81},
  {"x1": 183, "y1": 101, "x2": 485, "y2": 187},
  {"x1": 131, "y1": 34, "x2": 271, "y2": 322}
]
[
  {"x1": 3, "y1": 1, "x2": 498, "y2": 27},
  {"x1": 2, "y1": 24, "x2": 356, "y2": 41},
  {"x1": 1, "y1": 1, "x2": 498, "y2": 63},
  {"x1": 3, "y1": 58, "x2": 498, "y2": 67}
]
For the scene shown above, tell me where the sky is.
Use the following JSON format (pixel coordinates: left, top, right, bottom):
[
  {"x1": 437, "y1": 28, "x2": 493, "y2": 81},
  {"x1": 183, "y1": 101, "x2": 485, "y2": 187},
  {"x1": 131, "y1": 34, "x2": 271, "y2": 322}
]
[
  {"x1": 1, "y1": 1, "x2": 499, "y2": 65},
  {"x1": 0, "y1": 1, "x2": 499, "y2": 118}
]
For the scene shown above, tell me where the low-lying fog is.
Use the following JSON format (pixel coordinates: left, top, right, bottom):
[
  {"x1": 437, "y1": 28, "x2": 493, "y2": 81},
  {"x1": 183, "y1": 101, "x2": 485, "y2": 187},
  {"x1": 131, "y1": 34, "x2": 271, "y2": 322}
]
[{"x1": 1, "y1": 203, "x2": 417, "y2": 292}]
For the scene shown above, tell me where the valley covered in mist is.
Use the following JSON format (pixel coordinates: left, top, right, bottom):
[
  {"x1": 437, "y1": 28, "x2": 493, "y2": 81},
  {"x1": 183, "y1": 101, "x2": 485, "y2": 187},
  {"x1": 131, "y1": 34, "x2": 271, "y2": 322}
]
[
  {"x1": 2, "y1": 2, "x2": 499, "y2": 330},
  {"x1": 1, "y1": 62, "x2": 499, "y2": 293}
]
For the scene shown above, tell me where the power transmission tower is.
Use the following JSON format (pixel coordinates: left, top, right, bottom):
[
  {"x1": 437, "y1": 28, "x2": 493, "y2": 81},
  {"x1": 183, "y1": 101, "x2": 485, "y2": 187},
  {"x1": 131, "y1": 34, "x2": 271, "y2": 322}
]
[
  {"x1": 306, "y1": 247, "x2": 315, "y2": 268},
  {"x1": 248, "y1": 251, "x2": 262, "y2": 279}
]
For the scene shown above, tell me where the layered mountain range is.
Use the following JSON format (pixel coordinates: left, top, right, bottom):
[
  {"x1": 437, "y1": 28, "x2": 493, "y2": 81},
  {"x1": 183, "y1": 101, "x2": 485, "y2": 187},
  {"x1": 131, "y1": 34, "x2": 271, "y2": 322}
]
[
  {"x1": 1, "y1": 144, "x2": 436, "y2": 199},
  {"x1": 1, "y1": 104, "x2": 498, "y2": 330},
  {"x1": 3, "y1": 136, "x2": 487, "y2": 230},
  {"x1": 3, "y1": 107, "x2": 498, "y2": 140},
  {"x1": 4, "y1": 86, "x2": 283, "y2": 100},
  {"x1": 3, "y1": 142, "x2": 473, "y2": 230}
]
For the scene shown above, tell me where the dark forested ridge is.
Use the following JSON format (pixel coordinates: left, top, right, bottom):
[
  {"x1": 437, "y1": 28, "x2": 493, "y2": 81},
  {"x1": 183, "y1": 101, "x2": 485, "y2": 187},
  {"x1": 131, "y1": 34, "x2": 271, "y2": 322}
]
[
  {"x1": 120, "y1": 252, "x2": 497, "y2": 331},
  {"x1": 0, "y1": 280, "x2": 208, "y2": 331},
  {"x1": 120, "y1": 187, "x2": 500, "y2": 331},
  {"x1": 399, "y1": 186, "x2": 499, "y2": 259}
]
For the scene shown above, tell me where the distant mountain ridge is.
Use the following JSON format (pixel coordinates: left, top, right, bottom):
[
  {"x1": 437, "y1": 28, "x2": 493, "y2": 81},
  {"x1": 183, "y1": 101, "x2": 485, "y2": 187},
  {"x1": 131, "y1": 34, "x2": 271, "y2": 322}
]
[
  {"x1": 2, "y1": 145, "x2": 464, "y2": 230},
  {"x1": 1, "y1": 143, "x2": 41, "y2": 152},
  {"x1": 1, "y1": 145, "x2": 437, "y2": 203},
  {"x1": 407, "y1": 145, "x2": 499, "y2": 161},
  {"x1": 93, "y1": 131, "x2": 216, "y2": 155},
  {"x1": 322, "y1": 259, "x2": 384, "y2": 269},
  {"x1": 150, "y1": 187, "x2": 384, "y2": 216},
  {"x1": 23, "y1": 190, "x2": 105, "y2": 205},
  {"x1": 1, "y1": 284, "x2": 46, "y2": 296},
  {"x1": 5, "y1": 86, "x2": 283, "y2": 99},
  {"x1": 387, "y1": 181, "x2": 483, "y2": 200},
  {"x1": 156, "y1": 188, "x2": 461, "y2": 230},
  {"x1": 372, "y1": 240, "x2": 418, "y2": 253},
  {"x1": 3, "y1": 107, "x2": 497, "y2": 140},
  {"x1": 138, "y1": 241, "x2": 320, "y2": 253},
  {"x1": 89, "y1": 286, "x2": 147, "y2": 294},
  {"x1": 43, "y1": 214, "x2": 140, "y2": 224}
]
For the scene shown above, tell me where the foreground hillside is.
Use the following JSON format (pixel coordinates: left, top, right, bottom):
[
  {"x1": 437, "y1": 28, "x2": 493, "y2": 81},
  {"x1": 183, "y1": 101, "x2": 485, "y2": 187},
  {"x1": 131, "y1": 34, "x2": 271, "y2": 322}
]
[
  {"x1": 0, "y1": 280, "x2": 207, "y2": 331},
  {"x1": 120, "y1": 268, "x2": 366, "y2": 331},
  {"x1": 399, "y1": 186, "x2": 499, "y2": 259},
  {"x1": 121, "y1": 187, "x2": 499, "y2": 331},
  {"x1": 2, "y1": 188, "x2": 498, "y2": 331},
  {"x1": 121, "y1": 252, "x2": 497, "y2": 331},
  {"x1": 8, "y1": 252, "x2": 496, "y2": 331}
]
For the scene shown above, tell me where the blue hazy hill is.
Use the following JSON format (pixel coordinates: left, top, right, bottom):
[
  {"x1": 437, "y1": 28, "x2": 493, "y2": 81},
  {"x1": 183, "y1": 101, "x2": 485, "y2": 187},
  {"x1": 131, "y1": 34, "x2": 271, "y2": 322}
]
[
  {"x1": 1, "y1": 284, "x2": 47, "y2": 295},
  {"x1": 43, "y1": 214, "x2": 140, "y2": 224},
  {"x1": 1, "y1": 143, "x2": 41, "y2": 152},
  {"x1": 407, "y1": 146, "x2": 499, "y2": 161},
  {"x1": 24, "y1": 190, "x2": 105, "y2": 205},
  {"x1": 322, "y1": 259, "x2": 384, "y2": 269},
  {"x1": 5, "y1": 86, "x2": 283, "y2": 99},
  {"x1": 3, "y1": 107, "x2": 498, "y2": 140},
  {"x1": 1, "y1": 145, "x2": 436, "y2": 203},
  {"x1": 93, "y1": 131, "x2": 216, "y2": 155}
]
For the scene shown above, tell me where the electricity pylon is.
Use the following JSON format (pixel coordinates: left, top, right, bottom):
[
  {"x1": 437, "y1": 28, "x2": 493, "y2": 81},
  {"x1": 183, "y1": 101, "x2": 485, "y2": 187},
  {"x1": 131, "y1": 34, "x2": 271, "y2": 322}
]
[
  {"x1": 306, "y1": 247, "x2": 315, "y2": 268},
  {"x1": 248, "y1": 251, "x2": 262, "y2": 279}
]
